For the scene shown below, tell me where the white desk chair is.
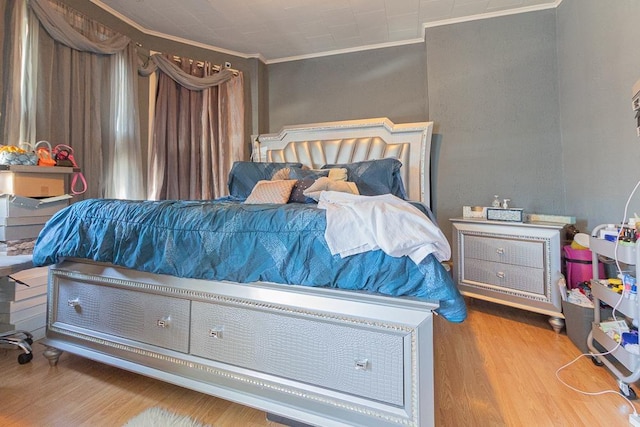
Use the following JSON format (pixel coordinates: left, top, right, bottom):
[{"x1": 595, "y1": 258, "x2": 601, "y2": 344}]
[{"x1": 0, "y1": 330, "x2": 33, "y2": 364}]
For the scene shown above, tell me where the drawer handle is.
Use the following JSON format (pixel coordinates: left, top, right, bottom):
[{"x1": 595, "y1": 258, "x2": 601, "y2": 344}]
[
  {"x1": 67, "y1": 298, "x2": 80, "y2": 308},
  {"x1": 156, "y1": 316, "x2": 171, "y2": 328},
  {"x1": 496, "y1": 248, "x2": 505, "y2": 255},
  {"x1": 496, "y1": 272, "x2": 506, "y2": 279},
  {"x1": 208, "y1": 327, "x2": 224, "y2": 339},
  {"x1": 355, "y1": 358, "x2": 369, "y2": 371}
]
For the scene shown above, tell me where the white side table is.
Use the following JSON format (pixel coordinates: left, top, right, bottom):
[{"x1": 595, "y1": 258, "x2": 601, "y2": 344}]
[{"x1": 451, "y1": 218, "x2": 565, "y2": 332}]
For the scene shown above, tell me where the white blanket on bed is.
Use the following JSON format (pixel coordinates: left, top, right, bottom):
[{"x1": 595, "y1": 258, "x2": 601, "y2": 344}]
[{"x1": 317, "y1": 191, "x2": 451, "y2": 264}]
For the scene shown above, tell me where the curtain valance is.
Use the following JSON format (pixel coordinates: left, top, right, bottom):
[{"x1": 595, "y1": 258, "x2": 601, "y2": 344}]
[
  {"x1": 30, "y1": 0, "x2": 235, "y2": 89},
  {"x1": 28, "y1": 0, "x2": 129, "y2": 54},
  {"x1": 139, "y1": 54, "x2": 236, "y2": 90}
]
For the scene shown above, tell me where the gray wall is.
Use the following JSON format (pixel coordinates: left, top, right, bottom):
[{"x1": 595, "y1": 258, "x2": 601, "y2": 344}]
[
  {"x1": 267, "y1": 44, "x2": 428, "y2": 131},
  {"x1": 267, "y1": 10, "x2": 565, "y2": 240},
  {"x1": 426, "y1": 9, "x2": 564, "y2": 239},
  {"x1": 557, "y1": 0, "x2": 640, "y2": 231}
]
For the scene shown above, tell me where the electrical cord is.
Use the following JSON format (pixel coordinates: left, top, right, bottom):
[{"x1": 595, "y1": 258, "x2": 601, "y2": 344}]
[
  {"x1": 555, "y1": 289, "x2": 638, "y2": 416},
  {"x1": 556, "y1": 178, "x2": 640, "y2": 417}
]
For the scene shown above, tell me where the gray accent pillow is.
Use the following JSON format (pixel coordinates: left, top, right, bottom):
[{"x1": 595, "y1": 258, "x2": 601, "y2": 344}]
[{"x1": 321, "y1": 158, "x2": 407, "y2": 199}]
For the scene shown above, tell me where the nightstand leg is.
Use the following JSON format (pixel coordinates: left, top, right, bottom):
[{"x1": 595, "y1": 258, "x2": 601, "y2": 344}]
[
  {"x1": 43, "y1": 346, "x2": 62, "y2": 366},
  {"x1": 548, "y1": 316, "x2": 565, "y2": 334}
]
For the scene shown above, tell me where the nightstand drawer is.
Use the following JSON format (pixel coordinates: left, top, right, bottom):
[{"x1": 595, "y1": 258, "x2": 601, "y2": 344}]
[
  {"x1": 463, "y1": 258, "x2": 545, "y2": 295},
  {"x1": 463, "y1": 234, "x2": 544, "y2": 268}
]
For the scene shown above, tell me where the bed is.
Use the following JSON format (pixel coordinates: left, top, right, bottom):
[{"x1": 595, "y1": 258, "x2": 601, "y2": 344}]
[{"x1": 33, "y1": 117, "x2": 466, "y2": 427}]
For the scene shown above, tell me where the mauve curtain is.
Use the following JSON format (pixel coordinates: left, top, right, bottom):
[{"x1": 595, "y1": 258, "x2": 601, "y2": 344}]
[
  {"x1": 27, "y1": 0, "x2": 144, "y2": 200},
  {"x1": 147, "y1": 55, "x2": 244, "y2": 200}
]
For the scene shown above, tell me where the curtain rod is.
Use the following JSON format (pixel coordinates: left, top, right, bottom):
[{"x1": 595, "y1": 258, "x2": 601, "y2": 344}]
[{"x1": 171, "y1": 55, "x2": 239, "y2": 76}]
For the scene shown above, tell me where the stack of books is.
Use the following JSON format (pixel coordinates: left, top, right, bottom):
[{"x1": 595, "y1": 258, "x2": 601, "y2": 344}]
[{"x1": 0, "y1": 194, "x2": 71, "y2": 256}]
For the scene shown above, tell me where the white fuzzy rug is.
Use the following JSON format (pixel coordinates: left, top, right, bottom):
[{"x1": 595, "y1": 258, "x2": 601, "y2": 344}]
[{"x1": 123, "y1": 407, "x2": 212, "y2": 427}]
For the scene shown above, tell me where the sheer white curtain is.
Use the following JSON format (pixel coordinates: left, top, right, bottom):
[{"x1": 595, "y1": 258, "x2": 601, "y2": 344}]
[
  {"x1": 11, "y1": 0, "x2": 144, "y2": 200},
  {"x1": 104, "y1": 45, "x2": 143, "y2": 199},
  {"x1": 0, "y1": 0, "x2": 29, "y2": 146}
]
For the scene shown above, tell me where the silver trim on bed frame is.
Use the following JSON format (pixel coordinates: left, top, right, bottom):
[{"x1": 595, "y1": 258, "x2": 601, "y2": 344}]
[
  {"x1": 44, "y1": 262, "x2": 437, "y2": 427},
  {"x1": 47, "y1": 268, "x2": 423, "y2": 424}
]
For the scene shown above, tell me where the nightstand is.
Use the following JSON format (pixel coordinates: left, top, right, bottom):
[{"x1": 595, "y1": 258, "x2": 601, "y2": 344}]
[{"x1": 450, "y1": 218, "x2": 565, "y2": 332}]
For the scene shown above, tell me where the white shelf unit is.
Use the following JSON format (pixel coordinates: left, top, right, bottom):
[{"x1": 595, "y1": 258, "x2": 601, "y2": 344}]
[{"x1": 588, "y1": 224, "x2": 640, "y2": 392}]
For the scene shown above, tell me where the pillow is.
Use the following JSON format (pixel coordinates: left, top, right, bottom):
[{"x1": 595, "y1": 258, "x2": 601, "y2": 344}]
[
  {"x1": 228, "y1": 161, "x2": 302, "y2": 199},
  {"x1": 289, "y1": 168, "x2": 329, "y2": 180},
  {"x1": 288, "y1": 177, "x2": 317, "y2": 203},
  {"x1": 321, "y1": 158, "x2": 407, "y2": 199},
  {"x1": 267, "y1": 168, "x2": 326, "y2": 203},
  {"x1": 327, "y1": 168, "x2": 347, "y2": 181},
  {"x1": 303, "y1": 177, "x2": 359, "y2": 201},
  {"x1": 271, "y1": 167, "x2": 291, "y2": 180},
  {"x1": 244, "y1": 180, "x2": 297, "y2": 204},
  {"x1": 271, "y1": 167, "x2": 330, "y2": 181}
]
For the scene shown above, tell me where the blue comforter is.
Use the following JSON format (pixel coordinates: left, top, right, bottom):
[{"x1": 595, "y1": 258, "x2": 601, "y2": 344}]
[{"x1": 32, "y1": 199, "x2": 466, "y2": 322}]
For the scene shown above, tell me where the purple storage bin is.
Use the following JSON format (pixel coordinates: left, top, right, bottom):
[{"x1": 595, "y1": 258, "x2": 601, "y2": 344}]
[{"x1": 563, "y1": 245, "x2": 605, "y2": 289}]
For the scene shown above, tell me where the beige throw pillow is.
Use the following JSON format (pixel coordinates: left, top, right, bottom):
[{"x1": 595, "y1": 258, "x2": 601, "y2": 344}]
[
  {"x1": 245, "y1": 180, "x2": 297, "y2": 204},
  {"x1": 327, "y1": 167, "x2": 347, "y2": 181}
]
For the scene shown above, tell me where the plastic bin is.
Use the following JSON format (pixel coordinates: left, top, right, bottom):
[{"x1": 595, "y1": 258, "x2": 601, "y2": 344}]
[
  {"x1": 564, "y1": 245, "x2": 605, "y2": 289},
  {"x1": 562, "y1": 299, "x2": 611, "y2": 354}
]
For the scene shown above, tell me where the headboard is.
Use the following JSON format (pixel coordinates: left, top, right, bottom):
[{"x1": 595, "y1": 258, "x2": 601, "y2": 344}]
[{"x1": 252, "y1": 118, "x2": 434, "y2": 208}]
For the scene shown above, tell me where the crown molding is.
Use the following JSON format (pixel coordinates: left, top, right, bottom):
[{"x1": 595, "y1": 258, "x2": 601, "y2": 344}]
[
  {"x1": 90, "y1": 0, "x2": 266, "y2": 63},
  {"x1": 265, "y1": 37, "x2": 426, "y2": 65},
  {"x1": 423, "y1": 0, "x2": 562, "y2": 30}
]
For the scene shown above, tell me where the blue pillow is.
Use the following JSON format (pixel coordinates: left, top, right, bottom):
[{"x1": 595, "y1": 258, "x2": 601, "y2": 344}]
[
  {"x1": 289, "y1": 168, "x2": 329, "y2": 180},
  {"x1": 321, "y1": 158, "x2": 407, "y2": 199},
  {"x1": 228, "y1": 161, "x2": 302, "y2": 199}
]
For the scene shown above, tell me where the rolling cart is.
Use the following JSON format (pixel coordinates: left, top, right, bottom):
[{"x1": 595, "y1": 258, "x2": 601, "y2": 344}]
[{"x1": 587, "y1": 224, "x2": 640, "y2": 399}]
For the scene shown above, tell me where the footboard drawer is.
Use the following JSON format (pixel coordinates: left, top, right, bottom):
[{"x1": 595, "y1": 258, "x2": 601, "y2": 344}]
[
  {"x1": 53, "y1": 280, "x2": 190, "y2": 353},
  {"x1": 190, "y1": 301, "x2": 406, "y2": 406}
]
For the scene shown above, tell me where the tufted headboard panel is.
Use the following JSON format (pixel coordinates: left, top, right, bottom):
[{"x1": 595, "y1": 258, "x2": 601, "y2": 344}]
[{"x1": 252, "y1": 118, "x2": 434, "y2": 207}]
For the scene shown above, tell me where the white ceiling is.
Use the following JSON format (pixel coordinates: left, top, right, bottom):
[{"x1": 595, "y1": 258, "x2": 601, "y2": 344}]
[{"x1": 93, "y1": 0, "x2": 561, "y2": 63}]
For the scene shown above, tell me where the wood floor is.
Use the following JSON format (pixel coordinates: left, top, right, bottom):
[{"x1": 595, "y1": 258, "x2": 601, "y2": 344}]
[{"x1": 0, "y1": 298, "x2": 633, "y2": 427}]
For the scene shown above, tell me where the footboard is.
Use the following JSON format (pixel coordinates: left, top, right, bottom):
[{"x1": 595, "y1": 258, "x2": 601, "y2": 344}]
[{"x1": 43, "y1": 260, "x2": 437, "y2": 427}]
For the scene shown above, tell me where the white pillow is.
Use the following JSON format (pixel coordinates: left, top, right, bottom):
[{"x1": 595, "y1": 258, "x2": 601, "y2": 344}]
[
  {"x1": 302, "y1": 177, "x2": 359, "y2": 201},
  {"x1": 245, "y1": 180, "x2": 297, "y2": 204}
]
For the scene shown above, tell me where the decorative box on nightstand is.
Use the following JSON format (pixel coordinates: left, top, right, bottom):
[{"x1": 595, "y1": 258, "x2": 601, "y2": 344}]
[
  {"x1": 450, "y1": 218, "x2": 565, "y2": 332},
  {"x1": 486, "y1": 207, "x2": 524, "y2": 222}
]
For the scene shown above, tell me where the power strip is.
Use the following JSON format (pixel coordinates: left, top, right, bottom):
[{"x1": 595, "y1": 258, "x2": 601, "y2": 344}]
[{"x1": 630, "y1": 413, "x2": 640, "y2": 426}]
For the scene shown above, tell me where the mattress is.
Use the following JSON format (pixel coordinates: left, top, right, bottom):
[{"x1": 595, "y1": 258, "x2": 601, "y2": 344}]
[{"x1": 33, "y1": 198, "x2": 466, "y2": 322}]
